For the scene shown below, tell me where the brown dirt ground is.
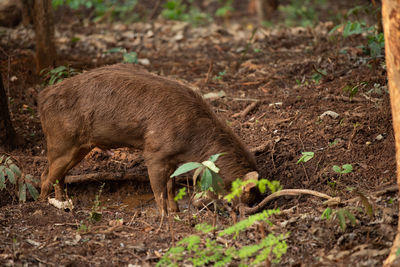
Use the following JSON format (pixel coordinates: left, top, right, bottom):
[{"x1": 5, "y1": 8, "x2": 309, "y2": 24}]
[{"x1": 0, "y1": 1, "x2": 397, "y2": 266}]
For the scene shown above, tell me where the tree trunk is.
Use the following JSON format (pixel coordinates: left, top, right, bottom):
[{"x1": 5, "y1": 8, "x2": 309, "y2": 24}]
[
  {"x1": 382, "y1": 1, "x2": 400, "y2": 266},
  {"x1": 256, "y1": 0, "x2": 278, "y2": 23},
  {"x1": 33, "y1": 0, "x2": 56, "y2": 73},
  {"x1": 21, "y1": 0, "x2": 34, "y2": 26},
  {"x1": 0, "y1": 71, "x2": 21, "y2": 150}
]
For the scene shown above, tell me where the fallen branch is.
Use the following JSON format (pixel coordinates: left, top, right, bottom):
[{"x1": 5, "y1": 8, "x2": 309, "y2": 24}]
[
  {"x1": 64, "y1": 172, "x2": 149, "y2": 184},
  {"x1": 240, "y1": 189, "x2": 339, "y2": 215}
]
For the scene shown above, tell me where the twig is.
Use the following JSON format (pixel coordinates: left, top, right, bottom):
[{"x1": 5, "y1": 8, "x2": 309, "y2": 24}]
[
  {"x1": 241, "y1": 189, "x2": 339, "y2": 215},
  {"x1": 204, "y1": 60, "x2": 213, "y2": 84},
  {"x1": 232, "y1": 101, "x2": 260, "y2": 118},
  {"x1": 227, "y1": 97, "x2": 259, "y2": 102},
  {"x1": 312, "y1": 64, "x2": 327, "y2": 77},
  {"x1": 33, "y1": 256, "x2": 54, "y2": 266}
]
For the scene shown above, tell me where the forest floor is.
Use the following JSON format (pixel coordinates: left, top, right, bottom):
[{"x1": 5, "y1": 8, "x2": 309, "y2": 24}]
[{"x1": 0, "y1": 1, "x2": 397, "y2": 266}]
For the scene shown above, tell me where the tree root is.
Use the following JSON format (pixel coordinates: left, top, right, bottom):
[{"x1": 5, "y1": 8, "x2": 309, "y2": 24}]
[{"x1": 240, "y1": 189, "x2": 340, "y2": 215}]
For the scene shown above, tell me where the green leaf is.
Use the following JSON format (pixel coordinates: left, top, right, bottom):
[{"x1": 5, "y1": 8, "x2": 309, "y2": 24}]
[
  {"x1": 321, "y1": 207, "x2": 332, "y2": 220},
  {"x1": 174, "y1": 187, "x2": 186, "y2": 201},
  {"x1": 297, "y1": 152, "x2": 314, "y2": 164},
  {"x1": 332, "y1": 165, "x2": 341, "y2": 173},
  {"x1": 90, "y1": 211, "x2": 102, "y2": 222},
  {"x1": 106, "y1": 47, "x2": 124, "y2": 53},
  {"x1": 336, "y1": 209, "x2": 347, "y2": 231},
  {"x1": 0, "y1": 171, "x2": 5, "y2": 190},
  {"x1": 50, "y1": 65, "x2": 67, "y2": 74},
  {"x1": 9, "y1": 164, "x2": 21, "y2": 177},
  {"x1": 201, "y1": 160, "x2": 220, "y2": 173},
  {"x1": 5, "y1": 168, "x2": 16, "y2": 184},
  {"x1": 123, "y1": 52, "x2": 138, "y2": 63},
  {"x1": 343, "y1": 209, "x2": 356, "y2": 226},
  {"x1": 200, "y1": 168, "x2": 212, "y2": 191},
  {"x1": 208, "y1": 153, "x2": 225, "y2": 163},
  {"x1": 328, "y1": 24, "x2": 342, "y2": 35},
  {"x1": 171, "y1": 162, "x2": 202, "y2": 177},
  {"x1": 26, "y1": 182, "x2": 39, "y2": 200},
  {"x1": 0, "y1": 155, "x2": 4, "y2": 163},
  {"x1": 342, "y1": 164, "x2": 353, "y2": 174},
  {"x1": 19, "y1": 183, "x2": 26, "y2": 203},
  {"x1": 211, "y1": 171, "x2": 224, "y2": 194},
  {"x1": 192, "y1": 165, "x2": 205, "y2": 187},
  {"x1": 195, "y1": 223, "x2": 215, "y2": 234}
]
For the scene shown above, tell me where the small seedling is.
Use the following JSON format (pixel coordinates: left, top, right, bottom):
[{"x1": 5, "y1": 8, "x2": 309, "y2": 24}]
[
  {"x1": 343, "y1": 82, "x2": 367, "y2": 99},
  {"x1": 311, "y1": 69, "x2": 327, "y2": 84},
  {"x1": 105, "y1": 47, "x2": 138, "y2": 64},
  {"x1": 322, "y1": 207, "x2": 357, "y2": 231},
  {"x1": 0, "y1": 155, "x2": 39, "y2": 202},
  {"x1": 174, "y1": 187, "x2": 187, "y2": 202},
  {"x1": 332, "y1": 164, "x2": 353, "y2": 175},
  {"x1": 297, "y1": 152, "x2": 314, "y2": 164},
  {"x1": 213, "y1": 71, "x2": 226, "y2": 80},
  {"x1": 170, "y1": 153, "x2": 225, "y2": 194},
  {"x1": 90, "y1": 183, "x2": 105, "y2": 222}
]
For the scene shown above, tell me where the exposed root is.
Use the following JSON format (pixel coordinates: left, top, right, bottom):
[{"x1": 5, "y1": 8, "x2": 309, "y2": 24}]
[{"x1": 240, "y1": 189, "x2": 339, "y2": 215}]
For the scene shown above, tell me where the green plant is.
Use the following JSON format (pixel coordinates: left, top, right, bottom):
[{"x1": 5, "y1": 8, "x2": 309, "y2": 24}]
[
  {"x1": 215, "y1": 0, "x2": 233, "y2": 17},
  {"x1": 162, "y1": 155, "x2": 287, "y2": 266},
  {"x1": 224, "y1": 177, "x2": 282, "y2": 203},
  {"x1": 213, "y1": 71, "x2": 226, "y2": 80},
  {"x1": 157, "y1": 209, "x2": 288, "y2": 266},
  {"x1": 41, "y1": 65, "x2": 79, "y2": 86},
  {"x1": 329, "y1": 5, "x2": 384, "y2": 59},
  {"x1": 171, "y1": 153, "x2": 225, "y2": 194},
  {"x1": 161, "y1": 0, "x2": 211, "y2": 26},
  {"x1": 105, "y1": 47, "x2": 138, "y2": 64},
  {"x1": 332, "y1": 164, "x2": 353, "y2": 175},
  {"x1": 90, "y1": 183, "x2": 105, "y2": 222},
  {"x1": 342, "y1": 82, "x2": 367, "y2": 99},
  {"x1": 174, "y1": 187, "x2": 187, "y2": 201},
  {"x1": 52, "y1": 0, "x2": 139, "y2": 22},
  {"x1": 297, "y1": 151, "x2": 314, "y2": 164},
  {"x1": 0, "y1": 155, "x2": 39, "y2": 202},
  {"x1": 321, "y1": 207, "x2": 356, "y2": 231},
  {"x1": 279, "y1": 0, "x2": 327, "y2": 27}
]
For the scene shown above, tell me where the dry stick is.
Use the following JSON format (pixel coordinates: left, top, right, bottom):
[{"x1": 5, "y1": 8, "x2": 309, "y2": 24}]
[
  {"x1": 232, "y1": 101, "x2": 260, "y2": 118},
  {"x1": 241, "y1": 189, "x2": 338, "y2": 215},
  {"x1": 204, "y1": 60, "x2": 213, "y2": 83}
]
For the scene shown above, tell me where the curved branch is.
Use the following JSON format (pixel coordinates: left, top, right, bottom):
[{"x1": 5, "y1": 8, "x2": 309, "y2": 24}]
[{"x1": 241, "y1": 189, "x2": 340, "y2": 215}]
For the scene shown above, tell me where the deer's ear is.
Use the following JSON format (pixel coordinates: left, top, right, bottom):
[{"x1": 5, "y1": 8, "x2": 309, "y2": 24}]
[{"x1": 243, "y1": 171, "x2": 259, "y2": 193}]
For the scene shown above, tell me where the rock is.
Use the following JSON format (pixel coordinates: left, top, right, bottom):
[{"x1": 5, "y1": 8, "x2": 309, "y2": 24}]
[
  {"x1": 0, "y1": 0, "x2": 22, "y2": 27},
  {"x1": 203, "y1": 90, "x2": 226, "y2": 100},
  {"x1": 320, "y1": 110, "x2": 339, "y2": 119}
]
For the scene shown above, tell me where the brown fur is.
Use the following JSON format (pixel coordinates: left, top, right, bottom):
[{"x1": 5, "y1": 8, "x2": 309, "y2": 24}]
[{"x1": 38, "y1": 64, "x2": 257, "y2": 213}]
